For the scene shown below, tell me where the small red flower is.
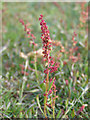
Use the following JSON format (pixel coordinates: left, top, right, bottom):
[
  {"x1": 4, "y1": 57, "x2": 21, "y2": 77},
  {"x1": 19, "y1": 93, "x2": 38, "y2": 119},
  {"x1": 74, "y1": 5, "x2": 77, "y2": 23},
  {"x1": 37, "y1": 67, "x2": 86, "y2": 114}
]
[
  {"x1": 40, "y1": 14, "x2": 43, "y2": 17},
  {"x1": 49, "y1": 89, "x2": 52, "y2": 94},
  {"x1": 19, "y1": 19, "x2": 24, "y2": 25},
  {"x1": 43, "y1": 80, "x2": 46, "y2": 83},
  {"x1": 39, "y1": 14, "x2": 58, "y2": 101},
  {"x1": 44, "y1": 68, "x2": 49, "y2": 74}
]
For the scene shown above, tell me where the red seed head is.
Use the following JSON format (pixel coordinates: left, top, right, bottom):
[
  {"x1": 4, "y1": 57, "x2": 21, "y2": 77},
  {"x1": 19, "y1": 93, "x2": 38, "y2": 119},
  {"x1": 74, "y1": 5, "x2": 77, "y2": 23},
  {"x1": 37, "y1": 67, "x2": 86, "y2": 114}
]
[{"x1": 19, "y1": 19, "x2": 24, "y2": 25}]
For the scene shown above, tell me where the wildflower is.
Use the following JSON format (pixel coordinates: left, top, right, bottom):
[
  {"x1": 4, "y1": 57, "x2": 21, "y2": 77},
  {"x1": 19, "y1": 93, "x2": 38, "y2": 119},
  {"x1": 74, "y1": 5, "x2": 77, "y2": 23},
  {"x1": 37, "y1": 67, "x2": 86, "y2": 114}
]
[
  {"x1": 43, "y1": 80, "x2": 46, "y2": 83},
  {"x1": 31, "y1": 34, "x2": 36, "y2": 39},
  {"x1": 39, "y1": 14, "x2": 51, "y2": 61},
  {"x1": 49, "y1": 89, "x2": 52, "y2": 94},
  {"x1": 39, "y1": 14, "x2": 59, "y2": 117},
  {"x1": 20, "y1": 19, "x2": 36, "y2": 47},
  {"x1": 49, "y1": 66, "x2": 58, "y2": 73},
  {"x1": 19, "y1": 19, "x2": 24, "y2": 25},
  {"x1": 44, "y1": 68, "x2": 49, "y2": 74}
]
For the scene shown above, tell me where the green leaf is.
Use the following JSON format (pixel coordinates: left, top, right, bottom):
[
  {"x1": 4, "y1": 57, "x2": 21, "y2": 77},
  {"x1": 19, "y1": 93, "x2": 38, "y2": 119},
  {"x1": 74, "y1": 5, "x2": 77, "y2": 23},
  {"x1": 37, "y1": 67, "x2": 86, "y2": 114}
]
[
  {"x1": 19, "y1": 112, "x2": 23, "y2": 118},
  {"x1": 46, "y1": 106, "x2": 52, "y2": 117},
  {"x1": 30, "y1": 89, "x2": 40, "y2": 93},
  {"x1": 36, "y1": 95, "x2": 44, "y2": 116},
  {"x1": 40, "y1": 83, "x2": 46, "y2": 92},
  {"x1": 71, "y1": 109, "x2": 75, "y2": 118},
  {"x1": 76, "y1": 71, "x2": 79, "y2": 78},
  {"x1": 65, "y1": 98, "x2": 69, "y2": 109},
  {"x1": 85, "y1": 65, "x2": 88, "y2": 73},
  {"x1": 29, "y1": 110, "x2": 32, "y2": 118},
  {"x1": 60, "y1": 59, "x2": 63, "y2": 68},
  {"x1": 48, "y1": 78, "x2": 54, "y2": 93},
  {"x1": 56, "y1": 109, "x2": 61, "y2": 118}
]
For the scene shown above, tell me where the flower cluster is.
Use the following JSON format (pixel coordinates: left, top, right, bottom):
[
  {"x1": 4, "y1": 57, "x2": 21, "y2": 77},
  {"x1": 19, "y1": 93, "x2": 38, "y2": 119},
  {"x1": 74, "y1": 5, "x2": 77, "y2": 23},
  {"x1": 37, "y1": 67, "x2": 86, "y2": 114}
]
[
  {"x1": 80, "y1": 3, "x2": 88, "y2": 25},
  {"x1": 39, "y1": 14, "x2": 51, "y2": 61},
  {"x1": 69, "y1": 32, "x2": 80, "y2": 63},
  {"x1": 19, "y1": 19, "x2": 38, "y2": 77},
  {"x1": 19, "y1": 19, "x2": 37, "y2": 46},
  {"x1": 72, "y1": 32, "x2": 77, "y2": 46},
  {"x1": 39, "y1": 14, "x2": 59, "y2": 75}
]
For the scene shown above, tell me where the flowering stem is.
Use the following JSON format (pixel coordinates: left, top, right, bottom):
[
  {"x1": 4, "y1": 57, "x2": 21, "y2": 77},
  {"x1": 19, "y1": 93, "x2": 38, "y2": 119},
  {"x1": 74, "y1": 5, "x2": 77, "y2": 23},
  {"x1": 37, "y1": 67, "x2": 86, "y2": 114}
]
[
  {"x1": 44, "y1": 96, "x2": 47, "y2": 117},
  {"x1": 44, "y1": 69, "x2": 49, "y2": 118},
  {"x1": 53, "y1": 87, "x2": 56, "y2": 118},
  {"x1": 39, "y1": 14, "x2": 58, "y2": 118},
  {"x1": 44, "y1": 51, "x2": 50, "y2": 117}
]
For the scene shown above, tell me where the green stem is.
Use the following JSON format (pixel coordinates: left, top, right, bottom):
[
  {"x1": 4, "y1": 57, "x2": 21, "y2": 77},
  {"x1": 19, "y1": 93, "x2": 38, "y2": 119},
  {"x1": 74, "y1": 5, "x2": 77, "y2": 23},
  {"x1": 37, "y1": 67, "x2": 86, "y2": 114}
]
[
  {"x1": 20, "y1": 79, "x2": 25, "y2": 102},
  {"x1": 44, "y1": 52, "x2": 50, "y2": 118},
  {"x1": 34, "y1": 52, "x2": 39, "y2": 84},
  {"x1": 44, "y1": 95, "x2": 47, "y2": 118},
  {"x1": 53, "y1": 106, "x2": 55, "y2": 118},
  {"x1": 20, "y1": 59, "x2": 28, "y2": 102}
]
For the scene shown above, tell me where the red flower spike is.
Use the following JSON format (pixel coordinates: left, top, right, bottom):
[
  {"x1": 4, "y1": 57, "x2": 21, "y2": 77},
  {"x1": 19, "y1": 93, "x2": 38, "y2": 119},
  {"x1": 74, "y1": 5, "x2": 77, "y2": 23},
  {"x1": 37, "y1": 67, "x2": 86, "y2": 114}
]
[
  {"x1": 40, "y1": 14, "x2": 43, "y2": 17},
  {"x1": 39, "y1": 15, "x2": 58, "y2": 107},
  {"x1": 19, "y1": 19, "x2": 36, "y2": 47}
]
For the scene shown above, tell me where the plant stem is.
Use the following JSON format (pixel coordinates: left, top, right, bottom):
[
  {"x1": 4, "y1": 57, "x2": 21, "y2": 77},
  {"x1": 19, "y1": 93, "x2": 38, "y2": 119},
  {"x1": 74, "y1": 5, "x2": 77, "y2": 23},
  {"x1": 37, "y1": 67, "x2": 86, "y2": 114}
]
[
  {"x1": 20, "y1": 78, "x2": 25, "y2": 102},
  {"x1": 44, "y1": 72, "x2": 49, "y2": 118},
  {"x1": 53, "y1": 106, "x2": 55, "y2": 118},
  {"x1": 44, "y1": 96, "x2": 47, "y2": 118},
  {"x1": 53, "y1": 87, "x2": 56, "y2": 118},
  {"x1": 20, "y1": 59, "x2": 28, "y2": 102},
  {"x1": 34, "y1": 52, "x2": 39, "y2": 84},
  {"x1": 44, "y1": 51, "x2": 50, "y2": 118}
]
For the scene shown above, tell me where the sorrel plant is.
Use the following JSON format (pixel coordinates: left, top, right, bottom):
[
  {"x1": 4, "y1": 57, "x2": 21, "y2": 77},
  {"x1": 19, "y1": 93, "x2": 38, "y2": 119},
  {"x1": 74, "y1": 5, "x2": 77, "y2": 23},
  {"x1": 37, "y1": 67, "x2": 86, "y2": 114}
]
[{"x1": 39, "y1": 14, "x2": 59, "y2": 118}]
